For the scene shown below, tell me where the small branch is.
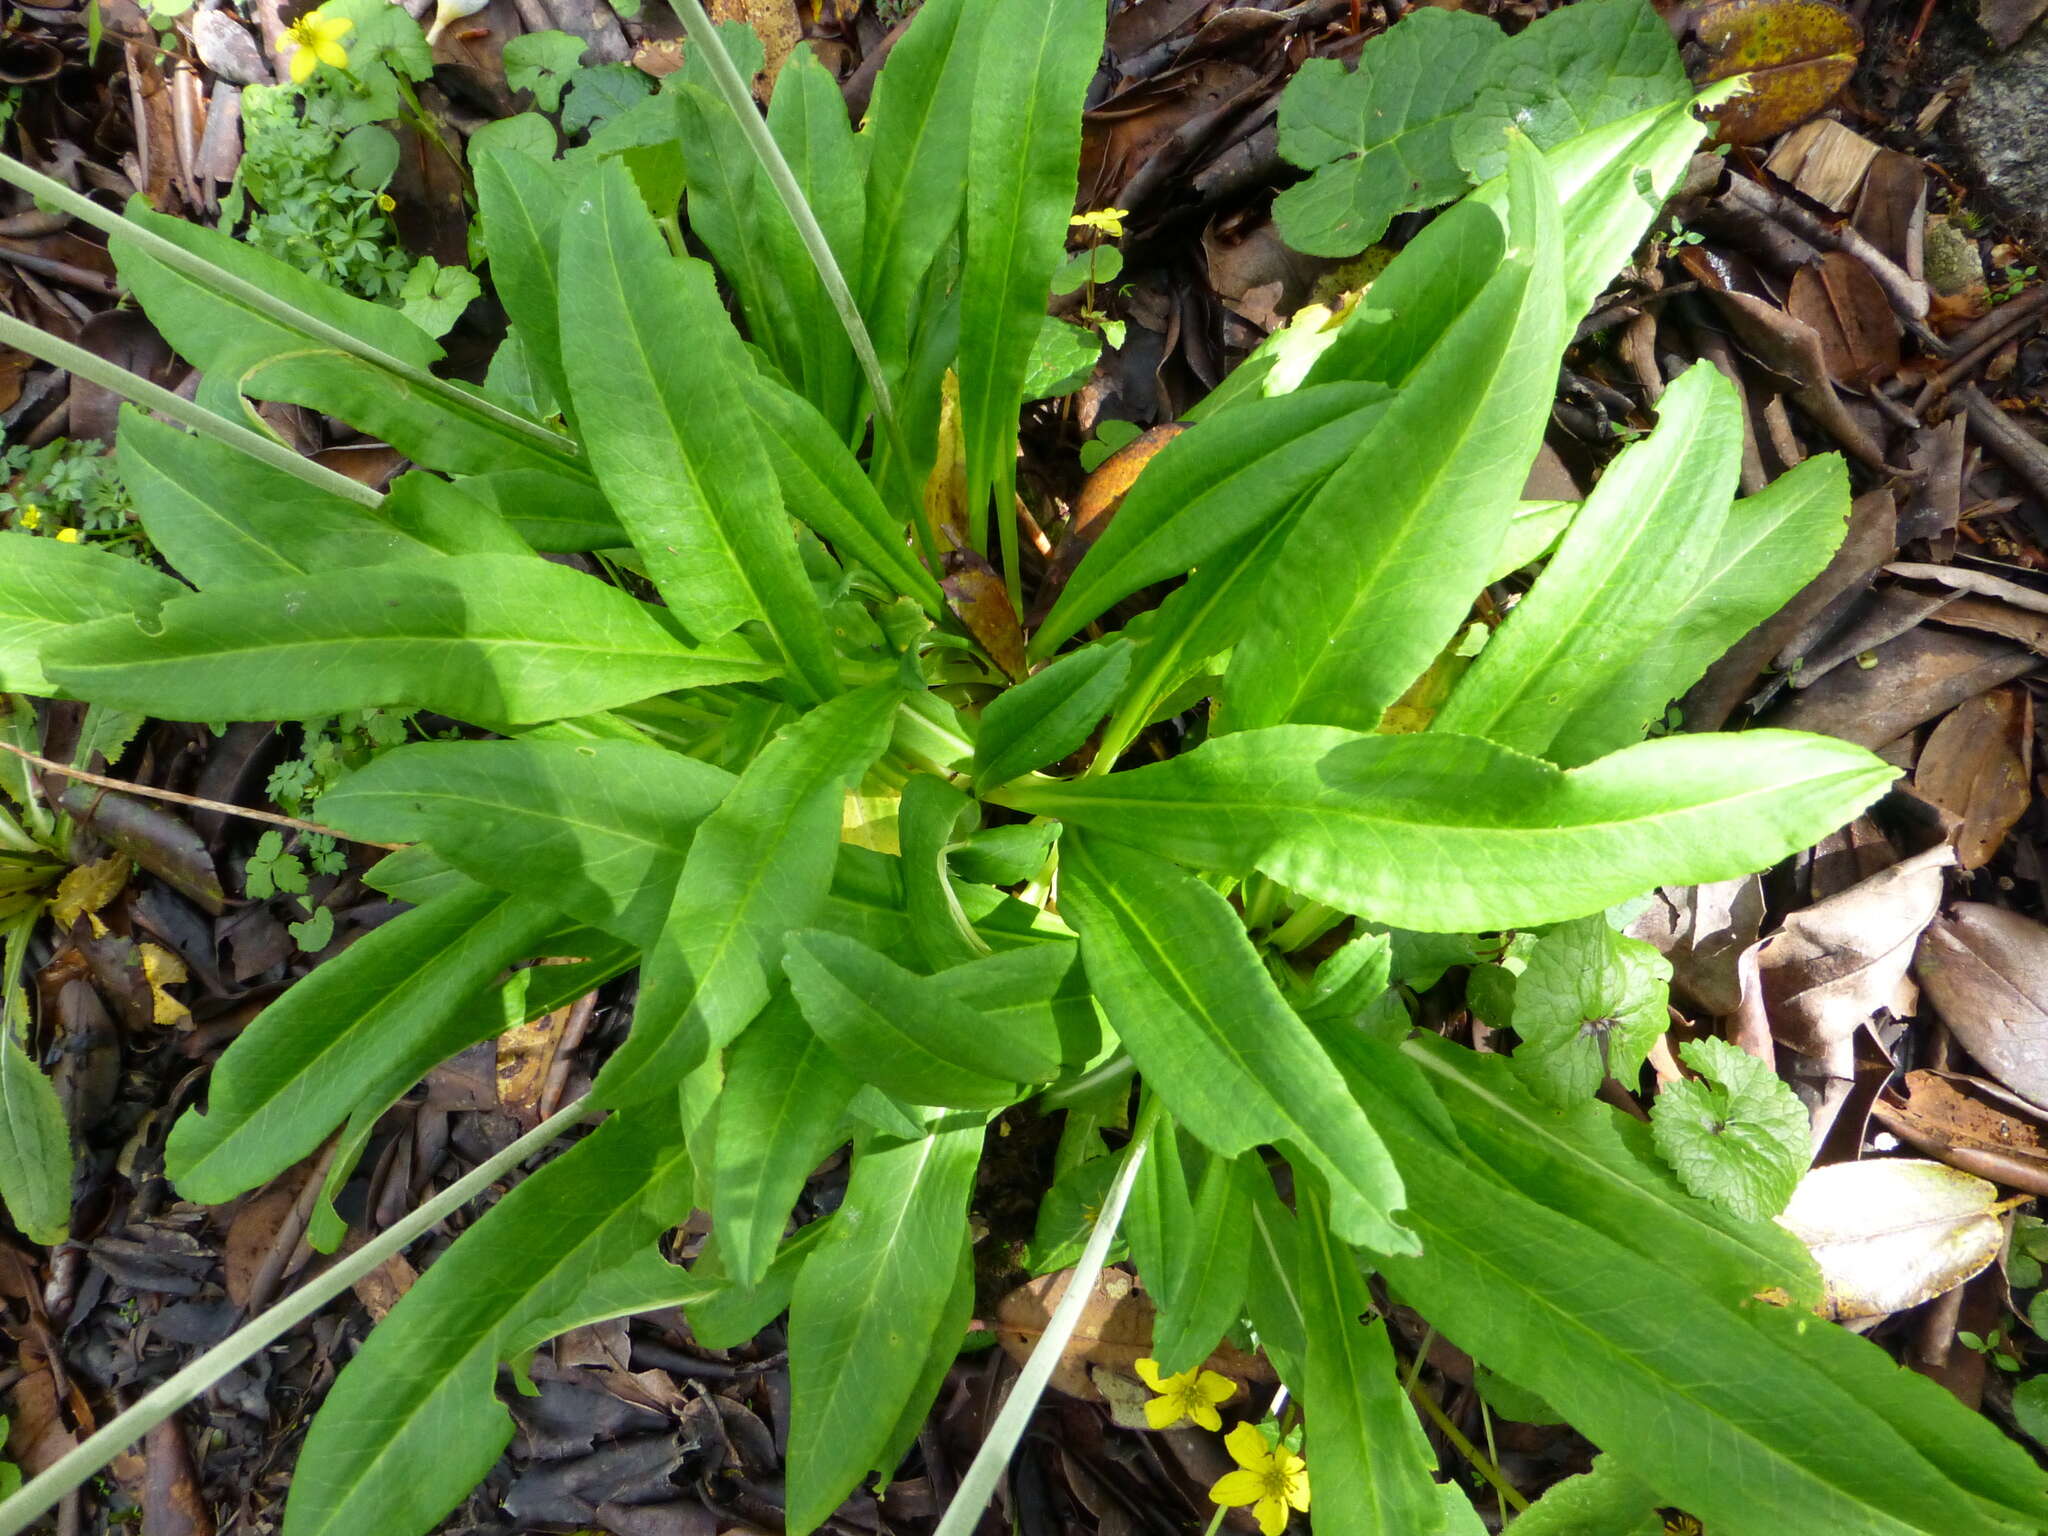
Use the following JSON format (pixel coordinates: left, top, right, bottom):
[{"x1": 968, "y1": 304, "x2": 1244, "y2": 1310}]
[{"x1": 0, "y1": 739, "x2": 404, "y2": 850}]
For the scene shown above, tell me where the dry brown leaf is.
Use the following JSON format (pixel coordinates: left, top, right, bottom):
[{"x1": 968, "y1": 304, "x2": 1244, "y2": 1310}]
[
  {"x1": 1694, "y1": 0, "x2": 1861, "y2": 145},
  {"x1": 942, "y1": 550, "x2": 1028, "y2": 681},
  {"x1": 137, "y1": 942, "x2": 190, "y2": 1027},
  {"x1": 1031, "y1": 422, "x2": 1189, "y2": 625},
  {"x1": 1874, "y1": 1068, "x2": 2048, "y2": 1197},
  {"x1": 224, "y1": 1180, "x2": 300, "y2": 1309},
  {"x1": 1766, "y1": 625, "x2": 2037, "y2": 750},
  {"x1": 1786, "y1": 252, "x2": 1900, "y2": 392},
  {"x1": 1625, "y1": 876, "x2": 1764, "y2": 1017},
  {"x1": 1912, "y1": 687, "x2": 2031, "y2": 871},
  {"x1": 994, "y1": 1268, "x2": 1271, "y2": 1403},
  {"x1": 1778, "y1": 1158, "x2": 2007, "y2": 1320},
  {"x1": 1756, "y1": 843, "x2": 1951, "y2": 1057},
  {"x1": 1917, "y1": 903, "x2": 2048, "y2": 1111}
]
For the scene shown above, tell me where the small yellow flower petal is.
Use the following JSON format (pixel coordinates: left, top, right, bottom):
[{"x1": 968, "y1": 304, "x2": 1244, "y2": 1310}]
[
  {"x1": 1133, "y1": 1358, "x2": 1168, "y2": 1393},
  {"x1": 1286, "y1": 1465, "x2": 1311, "y2": 1512},
  {"x1": 1253, "y1": 1493, "x2": 1290, "y2": 1536},
  {"x1": 1197, "y1": 1370, "x2": 1236, "y2": 1405},
  {"x1": 287, "y1": 44, "x2": 317, "y2": 83},
  {"x1": 1141, "y1": 1396, "x2": 1183, "y2": 1431},
  {"x1": 54, "y1": 527, "x2": 81, "y2": 543},
  {"x1": 1186, "y1": 1398, "x2": 1223, "y2": 1433},
  {"x1": 313, "y1": 35, "x2": 350, "y2": 68},
  {"x1": 1223, "y1": 1422, "x2": 1268, "y2": 1469},
  {"x1": 1209, "y1": 1470, "x2": 1267, "y2": 1508},
  {"x1": 18, "y1": 505, "x2": 39, "y2": 529}
]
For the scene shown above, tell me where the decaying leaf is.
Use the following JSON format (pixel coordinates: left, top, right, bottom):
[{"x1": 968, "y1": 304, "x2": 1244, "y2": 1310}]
[
  {"x1": 1756, "y1": 843, "x2": 1951, "y2": 1058},
  {"x1": 942, "y1": 549, "x2": 1029, "y2": 681},
  {"x1": 49, "y1": 854, "x2": 128, "y2": 935},
  {"x1": 1786, "y1": 252, "x2": 1900, "y2": 392},
  {"x1": 994, "y1": 1267, "x2": 1271, "y2": 1403},
  {"x1": 1031, "y1": 423, "x2": 1188, "y2": 624},
  {"x1": 137, "y1": 942, "x2": 190, "y2": 1027},
  {"x1": 1693, "y1": 0, "x2": 1861, "y2": 145},
  {"x1": 1918, "y1": 904, "x2": 2048, "y2": 1111},
  {"x1": 1874, "y1": 1069, "x2": 2048, "y2": 1197},
  {"x1": 1913, "y1": 687, "x2": 2031, "y2": 871},
  {"x1": 1778, "y1": 1158, "x2": 2007, "y2": 1320},
  {"x1": 925, "y1": 369, "x2": 971, "y2": 554},
  {"x1": 1626, "y1": 875, "x2": 1764, "y2": 1017}
]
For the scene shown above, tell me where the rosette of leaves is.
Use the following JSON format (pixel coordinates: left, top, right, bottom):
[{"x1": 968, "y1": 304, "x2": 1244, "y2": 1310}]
[{"x1": 2, "y1": 2, "x2": 2044, "y2": 1534}]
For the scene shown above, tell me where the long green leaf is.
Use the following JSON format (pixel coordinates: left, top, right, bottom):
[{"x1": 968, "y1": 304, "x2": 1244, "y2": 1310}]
[
  {"x1": 712, "y1": 991, "x2": 858, "y2": 1288},
  {"x1": 1296, "y1": 1177, "x2": 1447, "y2": 1536},
  {"x1": 284, "y1": 1103, "x2": 696, "y2": 1536},
  {"x1": 594, "y1": 684, "x2": 900, "y2": 1103},
  {"x1": 166, "y1": 883, "x2": 560, "y2": 1204},
  {"x1": 118, "y1": 407, "x2": 439, "y2": 589},
  {"x1": 787, "y1": 1121, "x2": 982, "y2": 1536},
  {"x1": 1548, "y1": 450, "x2": 1849, "y2": 763},
  {"x1": 40, "y1": 554, "x2": 774, "y2": 728},
  {"x1": 1059, "y1": 831, "x2": 1411, "y2": 1254},
  {"x1": 1434, "y1": 361, "x2": 1743, "y2": 762},
  {"x1": 320, "y1": 739, "x2": 734, "y2": 948},
  {"x1": 1000, "y1": 727, "x2": 1895, "y2": 931},
  {"x1": 1147, "y1": 1143, "x2": 1255, "y2": 1375},
  {"x1": 558, "y1": 159, "x2": 839, "y2": 700},
  {"x1": 1031, "y1": 384, "x2": 1388, "y2": 658},
  {"x1": 0, "y1": 1027, "x2": 70, "y2": 1247},
  {"x1": 858, "y1": 0, "x2": 983, "y2": 377},
  {"x1": 473, "y1": 148, "x2": 577, "y2": 426},
  {"x1": 1225, "y1": 135, "x2": 1563, "y2": 732},
  {"x1": 0, "y1": 537, "x2": 187, "y2": 696},
  {"x1": 958, "y1": 0, "x2": 1104, "y2": 554},
  {"x1": 1343, "y1": 1036, "x2": 2048, "y2": 1536},
  {"x1": 973, "y1": 640, "x2": 1131, "y2": 791},
  {"x1": 784, "y1": 929, "x2": 1057, "y2": 1106}
]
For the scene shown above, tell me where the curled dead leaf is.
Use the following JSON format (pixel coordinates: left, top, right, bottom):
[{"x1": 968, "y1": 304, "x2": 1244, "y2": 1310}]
[
  {"x1": 1917, "y1": 903, "x2": 2048, "y2": 1111},
  {"x1": 1912, "y1": 688, "x2": 2031, "y2": 872},
  {"x1": 1786, "y1": 252, "x2": 1900, "y2": 392},
  {"x1": 1874, "y1": 1069, "x2": 2048, "y2": 1197},
  {"x1": 994, "y1": 1267, "x2": 1271, "y2": 1406},
  {"x1": 1778, "y1": 1157, "x2": 2008, "y2": 1320}
]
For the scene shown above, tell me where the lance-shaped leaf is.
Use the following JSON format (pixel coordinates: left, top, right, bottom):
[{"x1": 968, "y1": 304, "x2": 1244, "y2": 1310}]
[
  {"x1": 958, "y1": 0, "x2": 1105, "y2": 532},
  {"x1": 1031, "y1": 383, "x2": 1389, "y2": 658},
  {"x1": 473, "y1": 148, "x2": 576, "y2": 424},
  {"x1": 973, "y1": 639, "x2": 1131, "y2": 791},
  {"x1": 0, "y1": 1028, "x2": 70, "y2": 1246},
  {"x1": 1148, "y1": 1143, "x2": 1256, "y2": 1376},
  {"x1": 1296, "y1": 1177, "x2": 1448, "y2": 1536},
  {"x1": 119, "y1": 407, "x2": 437, "y2": 589},
  {"x1": 558, "y1": 158, "x2": 838, "y2": 700},
  {"x1": 593, "y1": 685, "x2": 900, "y2": 1104},
  {"x1": 283, "y1": 1104, "x2": 696, "y2": 1536},
  {"x1": 0, "y1": 535, "x2": 187, "y2": 695},
  {"x1": 783, "y1": 929, "x2": 1058, "y2": 1106},
  {"x1": 712, "y1": 991, "x2": 859, "y2": 1289},
  {"x1": 1059, "y1": 831, "x2": 1412, "y2": 1254},
  {"x1": 1434, "y1": 363, "x2": 1743, "y2": 761},
  {"x1": 321, "y1": 740, "x2": 735, "y2": 948},
  {"x1": 999, "y1": 727, "x2": 1896, "y2": 932},
  {"x1": 737, "y1": 367, "x2": 945, "y2": 615},
  {"x1": 167, "y1": 883, "x2": 561, "y2": 1204},
  {"x1": 1547, "y1": 451, "x2": 1849, "y2": 764},
  {"x1": 1226, "y1": 135, "x2": 1564, "y2": 733},
  {"x1": 786, "y1": 1121, "x2": 983, "y2": 1536},
  {"x1": 1341, "y1": 1035, "x2": 2048, "y2": 1536},
  {"x1": 859, "y1": 0, "x2": 983, "y2": 375},
  {"x1": 898, "y1": 772, "x2": 983, "y2": 969},
  {"x1": 40, "y1": 555, "x2": 773, "y2": 728}
]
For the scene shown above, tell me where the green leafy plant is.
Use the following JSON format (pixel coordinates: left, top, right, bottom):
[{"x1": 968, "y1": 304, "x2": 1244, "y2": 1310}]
[
  {"x1": 1, "y1": 2, "x2": 2044, "y2": 1534},
  {"x1": 1, "y1": 439, "x2": 137, "y2": 550}
]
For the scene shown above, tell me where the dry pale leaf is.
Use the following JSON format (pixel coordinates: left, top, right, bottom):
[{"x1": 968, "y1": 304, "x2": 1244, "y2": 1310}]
[
  {"x1": 1756, "y1": 843, "x2": 1952, "y2": 1057},
  {"x1": 50, "y1": 853, "x2": 129, "y2": 935},
  {"x1": 1912, "y1": 687, "x2": 2031, "y2": 871},
  {"x1": 1777, "y1": 1157, "x2": 2007, "y2": 1320},
  {"x1": 1873, "y1": 1069, "x2": 2048, "y2": 1198},
  {"x1": 1917, "y1": 903, "x2": 2048, "y2": 1111},
  {"x1": 994, "y1": 1267, "x2": 1270, "y2": 1402},
  {"x1": 1626, "y1": 875, "x2": 1764, "y2": 1017}
]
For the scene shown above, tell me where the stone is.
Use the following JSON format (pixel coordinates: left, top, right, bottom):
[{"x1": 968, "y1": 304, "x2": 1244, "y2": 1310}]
[{"x1": 1949, "y1": 24, "x2": 2048, "y2": 246}]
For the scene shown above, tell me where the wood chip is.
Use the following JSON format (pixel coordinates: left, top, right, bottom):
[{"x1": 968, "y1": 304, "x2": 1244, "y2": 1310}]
[{"x1": 1766, "y1": 117, "x2": 1881, "y2": 210}]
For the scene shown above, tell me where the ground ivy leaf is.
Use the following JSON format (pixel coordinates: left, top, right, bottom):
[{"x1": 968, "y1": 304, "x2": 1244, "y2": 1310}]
[
  {"x1": 502, "y1": 28, "x2": 588, "y2": 113},
  {"x1": 1652, "y1": 1036, "x2": 1810, "y2": 1222},
  {"x1": 1511, "y1": 915, "x2": 1669, "y2": 1104},
  {"x1": 1272, "y1": 8, "x2": 1505, "y2": 257}
]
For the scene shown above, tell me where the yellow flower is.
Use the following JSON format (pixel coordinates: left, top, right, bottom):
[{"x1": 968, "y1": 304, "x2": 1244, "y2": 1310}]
[
  {"x1": 1209, "y1": 1422, "x2": 1310, "y2": 1536},
  {"x1": 376, "y1": 193, "x2": 397, "y2": 212},
  {"x1": 17, "y1": 504, "x2": 39, "y2": 529},
  {"x1": 278, "y1": 11, "x2": 353, "y2": 84},
  {"x1": 1071, "y1": 207, "x2": 1130, "y2": 238},
  {"x1": 1133, "y1": 1357, "x2": 1235, "y2": 1432},
  {"x1": 54, "y1": 527, "x2": 81, "y2": 543}
]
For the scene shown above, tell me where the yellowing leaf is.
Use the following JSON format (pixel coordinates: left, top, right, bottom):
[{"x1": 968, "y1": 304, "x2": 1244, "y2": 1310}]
[
  {"x1": 1777, "y1": 1158, "x2": 2007, "y2": 1320},
  {"x1": 139, "y1": 942, "x2": 191, "y2": 1027},
  {"x1": 51, "y1": 853, "x2": 129, "y2": 935}
]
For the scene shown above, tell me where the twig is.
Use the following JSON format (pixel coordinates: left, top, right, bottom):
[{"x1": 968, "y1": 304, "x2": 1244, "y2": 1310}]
[
  {"x1": 1958, "y1": 384, "x2": 2048, "y2": 508},
  {"x1": 1718, "y1": 173, "x2": 1936, "y2": 334},
  {"x1": 1911, "y1": 283, "x2": 2048, "y2": 414},
  {"x1": 0, "y1": 739, "x2": 404, "y2": 849}
]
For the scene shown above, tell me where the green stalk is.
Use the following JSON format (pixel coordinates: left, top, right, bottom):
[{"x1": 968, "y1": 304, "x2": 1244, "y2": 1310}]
[
  {"x1": 0, "y1": 312, "x2": 384, "y2": 510},
  {"x1": 662, "y1": 0, "x2": 944, "y2": 582},
  {"x1": 0, "y1": 152, "x2": 579, "y2": 464},
  {"x1": 0, "y1": 1096, "x2": 595, "y2": 1536},
  {"x1": 930, "y1": 1097, "x2": 1158, "y2": 1536}
]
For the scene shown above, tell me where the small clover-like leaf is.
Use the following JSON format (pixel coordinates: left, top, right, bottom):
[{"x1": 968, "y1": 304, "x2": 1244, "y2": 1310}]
[
  {"x1": 1511, "y1": 915, "x2": 1670, "y2": 1104},
  {"x1": 288, "y1": 904, "x2": 337, "y2": 953},
  {"x1": 1652, "y1": 1036, "x2": 1809, "y2": 1221}
]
